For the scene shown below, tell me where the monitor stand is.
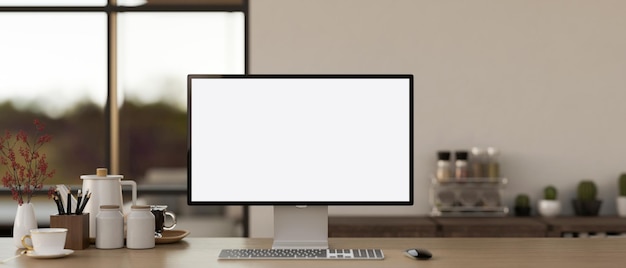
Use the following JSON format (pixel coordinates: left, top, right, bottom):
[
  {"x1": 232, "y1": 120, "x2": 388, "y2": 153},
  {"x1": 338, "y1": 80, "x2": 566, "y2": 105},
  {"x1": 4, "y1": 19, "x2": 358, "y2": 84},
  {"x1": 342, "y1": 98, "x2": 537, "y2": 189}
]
[{"x1": 272, "y1": 205, "x2": 329, "y2": 249}]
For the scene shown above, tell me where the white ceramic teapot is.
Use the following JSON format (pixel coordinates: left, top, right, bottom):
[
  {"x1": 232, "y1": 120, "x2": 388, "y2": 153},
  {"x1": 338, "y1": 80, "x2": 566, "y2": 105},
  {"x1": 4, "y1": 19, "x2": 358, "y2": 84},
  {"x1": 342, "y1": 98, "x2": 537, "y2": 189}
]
[{"x1": 81, "y1": 168, "x2": 137, "y2": 239}]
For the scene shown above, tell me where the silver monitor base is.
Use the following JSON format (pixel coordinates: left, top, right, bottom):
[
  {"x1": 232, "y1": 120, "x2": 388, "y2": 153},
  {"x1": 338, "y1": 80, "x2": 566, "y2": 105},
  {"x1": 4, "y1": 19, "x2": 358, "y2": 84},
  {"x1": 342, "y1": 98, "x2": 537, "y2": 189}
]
[{"x1": 272, "y1": 205, "x2": 328, "y2": 249}]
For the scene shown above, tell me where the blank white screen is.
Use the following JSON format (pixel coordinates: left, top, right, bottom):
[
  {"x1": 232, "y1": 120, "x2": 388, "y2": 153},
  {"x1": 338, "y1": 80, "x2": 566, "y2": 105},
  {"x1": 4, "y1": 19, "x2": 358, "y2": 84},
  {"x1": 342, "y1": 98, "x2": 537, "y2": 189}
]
[{"x1": 189, "y1": 76, "x2": 411, "y2": 203}]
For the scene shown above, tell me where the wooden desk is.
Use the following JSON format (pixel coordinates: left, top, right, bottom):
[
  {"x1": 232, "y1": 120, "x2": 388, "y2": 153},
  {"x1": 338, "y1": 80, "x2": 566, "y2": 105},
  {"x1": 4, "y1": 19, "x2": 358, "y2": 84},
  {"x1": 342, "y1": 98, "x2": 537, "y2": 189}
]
[{"x1": 2, "y1": 237, "x2": 626, "y2": 268}]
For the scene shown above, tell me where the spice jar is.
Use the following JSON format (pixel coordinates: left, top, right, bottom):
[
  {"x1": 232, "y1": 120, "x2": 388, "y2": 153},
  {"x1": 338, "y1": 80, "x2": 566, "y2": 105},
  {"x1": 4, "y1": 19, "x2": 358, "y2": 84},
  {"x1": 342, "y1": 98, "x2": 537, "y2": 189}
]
[
  {"x1": 454, "y1": 151, "x2": 469, "y2": 180},
  {"x1": 96, "y1": 205, "x2": 124, "y2": 249},
  {"x1": 126, "y1": 205, "x2": 155, "y2": 249},
  {"x1": 435, "y1": 151, "x2": 452, "y2": 182},
  {"x1": 470, "y1": 147, "x2": 485, "y2": 178},
  {"x1": 486, "y1": 147, "x2": 500, "y2": 179}
]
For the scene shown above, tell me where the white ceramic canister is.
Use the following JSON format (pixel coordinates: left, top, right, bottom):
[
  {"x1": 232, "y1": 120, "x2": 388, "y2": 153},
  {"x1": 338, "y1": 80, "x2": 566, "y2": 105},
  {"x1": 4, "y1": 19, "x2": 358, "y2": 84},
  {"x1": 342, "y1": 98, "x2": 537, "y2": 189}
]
[
  {"x1": 126, "y1": 205, "x2": 155, "y2": 249},
  {"x1": 96, "y1": 205, "x2": 124, "y2": 249}
]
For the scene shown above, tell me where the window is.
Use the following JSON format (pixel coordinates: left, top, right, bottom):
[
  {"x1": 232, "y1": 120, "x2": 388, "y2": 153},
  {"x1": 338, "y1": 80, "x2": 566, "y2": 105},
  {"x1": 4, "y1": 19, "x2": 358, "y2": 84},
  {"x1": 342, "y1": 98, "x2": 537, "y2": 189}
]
[
  {"x1": 0, "y1": 0, "x2": 246, "y2": 237},
  {"x1": 118, "y1": 12, "x2": 244, "y2": 182},
  {"x1": 0, "y1": 12, "x2": 107, "y2": 183},
  {"x1": 0, "y1": 1, "x2": 244, "y2": 180}
]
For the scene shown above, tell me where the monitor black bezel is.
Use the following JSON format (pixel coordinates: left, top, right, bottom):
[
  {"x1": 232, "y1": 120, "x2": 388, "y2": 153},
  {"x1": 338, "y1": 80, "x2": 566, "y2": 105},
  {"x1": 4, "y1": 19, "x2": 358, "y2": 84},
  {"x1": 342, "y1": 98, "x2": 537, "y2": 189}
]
[{"x1": 187, "y1": 74, "x2": 414, "y2": 206}]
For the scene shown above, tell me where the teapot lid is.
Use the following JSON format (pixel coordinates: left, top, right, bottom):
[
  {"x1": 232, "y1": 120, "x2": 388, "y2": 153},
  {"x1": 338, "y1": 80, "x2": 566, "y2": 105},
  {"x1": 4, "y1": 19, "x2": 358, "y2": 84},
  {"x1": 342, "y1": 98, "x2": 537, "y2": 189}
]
[
  {"x1": 96, "y1": 168, "x2": 108, "y2": 176},
  {"x1": 80, "y1": 167, "x2": 124, "y2": 180}
]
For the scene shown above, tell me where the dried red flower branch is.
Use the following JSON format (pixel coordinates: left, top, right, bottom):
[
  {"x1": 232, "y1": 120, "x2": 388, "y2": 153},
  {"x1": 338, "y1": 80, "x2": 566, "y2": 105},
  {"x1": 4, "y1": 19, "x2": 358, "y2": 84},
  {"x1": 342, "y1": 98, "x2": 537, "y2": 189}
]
[{"x1": 0, "y1": 119, "x2": 56, "y2": 205}]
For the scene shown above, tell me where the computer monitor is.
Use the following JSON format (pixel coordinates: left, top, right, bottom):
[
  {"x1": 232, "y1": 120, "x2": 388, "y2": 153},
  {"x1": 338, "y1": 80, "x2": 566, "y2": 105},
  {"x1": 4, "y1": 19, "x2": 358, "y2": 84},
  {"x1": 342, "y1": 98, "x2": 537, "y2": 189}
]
[{"x1": 188, "y1": 74, "x2": 413, "y2": 248}]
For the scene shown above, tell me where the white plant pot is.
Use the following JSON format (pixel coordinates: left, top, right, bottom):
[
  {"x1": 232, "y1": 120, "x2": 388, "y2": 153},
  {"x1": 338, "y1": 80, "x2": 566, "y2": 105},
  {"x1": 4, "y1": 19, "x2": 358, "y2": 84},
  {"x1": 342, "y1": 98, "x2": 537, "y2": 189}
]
[
  {"x1": 617, "y1": 196, "x2": 626, "y2": 217},
  {"x1": 538, "y1": 200, "x2": 561, "y2": 217}
]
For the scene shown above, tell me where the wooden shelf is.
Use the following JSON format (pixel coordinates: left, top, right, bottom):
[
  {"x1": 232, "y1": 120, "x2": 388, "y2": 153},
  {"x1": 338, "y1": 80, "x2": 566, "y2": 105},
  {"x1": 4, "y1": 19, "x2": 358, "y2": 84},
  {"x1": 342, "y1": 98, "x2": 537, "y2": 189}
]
[
  {"x1": 432, "y1": 217, "x2": 547, "y2": 237},
  {"x1": 540, "y1": 216, "x2": 626, "y2": 237},
  {"x1": 329, "y1": 216, "x2": 626, "y2": 237},
  {"x1": 328, "y1": 217, "x2": 438, "y2": 237}
]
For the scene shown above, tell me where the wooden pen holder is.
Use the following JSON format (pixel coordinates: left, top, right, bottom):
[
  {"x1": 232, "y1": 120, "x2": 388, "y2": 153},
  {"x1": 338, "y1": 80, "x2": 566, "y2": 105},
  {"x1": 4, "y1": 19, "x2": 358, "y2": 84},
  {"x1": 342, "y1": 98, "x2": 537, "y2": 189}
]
[{"x1": 50, "y1": 213, "x2": 90, "y2": 250}]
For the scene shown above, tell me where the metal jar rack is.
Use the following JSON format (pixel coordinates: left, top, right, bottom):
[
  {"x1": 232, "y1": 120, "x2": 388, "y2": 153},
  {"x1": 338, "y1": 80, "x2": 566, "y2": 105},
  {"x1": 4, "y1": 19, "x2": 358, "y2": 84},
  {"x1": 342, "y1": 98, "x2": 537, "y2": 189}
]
[{"x1": 429, "y1": 175, "x2": 509, "y2": 217}]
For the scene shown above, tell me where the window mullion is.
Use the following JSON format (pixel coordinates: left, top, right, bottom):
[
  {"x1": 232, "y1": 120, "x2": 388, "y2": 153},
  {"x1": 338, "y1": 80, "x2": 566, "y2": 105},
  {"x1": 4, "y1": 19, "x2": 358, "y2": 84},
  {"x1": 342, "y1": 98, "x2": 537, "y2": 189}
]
[{"x1": 107, "y1": 4, "x2": 120, "y2": 174}]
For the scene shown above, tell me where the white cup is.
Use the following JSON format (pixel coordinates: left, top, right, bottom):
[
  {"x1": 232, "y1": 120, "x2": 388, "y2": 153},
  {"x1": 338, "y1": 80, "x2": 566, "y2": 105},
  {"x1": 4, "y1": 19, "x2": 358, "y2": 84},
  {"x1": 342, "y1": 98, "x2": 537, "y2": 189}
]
[{"x1": 21, "y1": 228, "x2": 67, "y2": 254}]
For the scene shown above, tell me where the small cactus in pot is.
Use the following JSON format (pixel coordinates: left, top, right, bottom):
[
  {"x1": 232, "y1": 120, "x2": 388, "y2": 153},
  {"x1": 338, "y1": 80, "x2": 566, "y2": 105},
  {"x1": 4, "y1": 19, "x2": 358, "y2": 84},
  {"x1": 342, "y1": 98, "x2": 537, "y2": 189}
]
[
  {"x1": 572, "y1": 180, "x2": 602, "y2": 216},
  {"x1": 544, "y1": 185, "x2": 557, "y2": 200},
  {"x1": 539, "y1": 185, "x2": 560, "y2": 217},
  {"x1": 514, "y1": 194, "x2": 531, "y2": 216},
  {"x1": 516, "y1": 194, "x2": 530, "y2": 207},
  {"x1": 577, "y1": 180, "x2": 597, "y2": 201}
]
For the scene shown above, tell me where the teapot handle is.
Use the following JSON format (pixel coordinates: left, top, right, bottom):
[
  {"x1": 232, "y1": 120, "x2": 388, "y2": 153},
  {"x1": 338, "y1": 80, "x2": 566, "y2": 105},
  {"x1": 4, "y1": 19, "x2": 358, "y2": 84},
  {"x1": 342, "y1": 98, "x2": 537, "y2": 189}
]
[{"x1": 121, "y1": 180, "x2": 137, "y2": 206}]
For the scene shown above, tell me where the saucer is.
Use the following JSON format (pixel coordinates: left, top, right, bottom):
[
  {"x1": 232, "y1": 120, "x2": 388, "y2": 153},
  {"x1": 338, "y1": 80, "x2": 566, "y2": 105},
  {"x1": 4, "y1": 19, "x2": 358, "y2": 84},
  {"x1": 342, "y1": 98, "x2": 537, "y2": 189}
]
[
  {"x1": 26, "y1": 249, "x2": 74, "y2": 259},
  {"x1": 156, "y1": 230, "x2": 190, "y2": 244}
]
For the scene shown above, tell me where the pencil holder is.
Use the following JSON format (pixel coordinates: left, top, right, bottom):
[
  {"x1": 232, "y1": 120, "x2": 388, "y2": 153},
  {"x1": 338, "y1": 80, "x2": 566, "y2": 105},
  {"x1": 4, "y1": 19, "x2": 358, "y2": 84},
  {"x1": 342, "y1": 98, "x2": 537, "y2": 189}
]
[{"x1": 50, "y1": 213, "x2": 90, "y2": 250}]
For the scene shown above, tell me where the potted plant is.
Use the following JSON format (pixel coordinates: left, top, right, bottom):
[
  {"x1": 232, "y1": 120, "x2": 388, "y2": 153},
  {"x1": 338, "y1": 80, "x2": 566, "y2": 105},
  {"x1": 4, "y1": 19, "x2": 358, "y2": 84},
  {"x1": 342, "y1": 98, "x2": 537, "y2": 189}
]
[
  {"x1": 514, "y1": 194, "x2": 531, "y2": 216},
  {"x1": 538, "y1": 185, "x2": 561, "y2": 217},
  {"x1": 572, "y1": 180, "x2": 602, "y2": 216},
  {"x1": 617, "y1": 174, "x2": 626, "y2": 217},
  {"x1": 0, "y1": 119, "x2": 56, "y2": 248}
]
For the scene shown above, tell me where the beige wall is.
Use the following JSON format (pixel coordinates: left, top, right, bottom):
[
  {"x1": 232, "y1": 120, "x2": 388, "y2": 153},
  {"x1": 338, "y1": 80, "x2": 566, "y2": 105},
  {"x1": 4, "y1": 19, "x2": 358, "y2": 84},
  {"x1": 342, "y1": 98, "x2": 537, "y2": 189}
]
[{"x1": 248, "y1": 0, "x2": 626, "y2": 237}]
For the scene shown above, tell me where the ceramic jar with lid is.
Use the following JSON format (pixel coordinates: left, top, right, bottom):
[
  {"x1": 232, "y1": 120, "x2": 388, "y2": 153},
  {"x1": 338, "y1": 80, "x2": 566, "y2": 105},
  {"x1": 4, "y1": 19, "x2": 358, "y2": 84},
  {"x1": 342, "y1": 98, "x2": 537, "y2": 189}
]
[
  {"x1": 96, "y1": 205, "x2": 124, "y2": 249},
  {"x1": 126, "y1": 205, "x2": 155, "y2": 249}
]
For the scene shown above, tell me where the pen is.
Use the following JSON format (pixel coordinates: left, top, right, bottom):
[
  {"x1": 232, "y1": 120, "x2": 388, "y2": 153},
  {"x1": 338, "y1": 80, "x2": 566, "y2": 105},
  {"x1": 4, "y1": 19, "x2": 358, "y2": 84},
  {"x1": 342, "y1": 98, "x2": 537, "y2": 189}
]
[
  {"x1": 76, "y1": 189, "x2": 83, "y2": 213},
  {"x1": 67, "y1": 192, "x2": 72, "y2": 215},
  {"x1": 53, "y1": 195, "x2": 64, "y2": 215},
  {"x1": 54, "y1": 189, "x2": 62, "y2": 201},
  {"x1": 55, "y1": 189, "x2": 65, "y2": 215},
  {"x1": 76, "y1": 190, "x2": 88, "y2": 214},
  {"x1": 76, "y1": 192, "x2": 87, "y2": 215},
  {"x1": 76, "y1": 192, "x2": 91, "y2": 215}
]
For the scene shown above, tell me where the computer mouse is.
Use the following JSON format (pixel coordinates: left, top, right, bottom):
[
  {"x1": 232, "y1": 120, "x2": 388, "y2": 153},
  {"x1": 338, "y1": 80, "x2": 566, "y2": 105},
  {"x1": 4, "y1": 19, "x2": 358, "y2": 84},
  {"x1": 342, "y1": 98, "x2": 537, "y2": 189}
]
[{"x1": 404, "y1": 248, "x2": 432, "y2": 260}]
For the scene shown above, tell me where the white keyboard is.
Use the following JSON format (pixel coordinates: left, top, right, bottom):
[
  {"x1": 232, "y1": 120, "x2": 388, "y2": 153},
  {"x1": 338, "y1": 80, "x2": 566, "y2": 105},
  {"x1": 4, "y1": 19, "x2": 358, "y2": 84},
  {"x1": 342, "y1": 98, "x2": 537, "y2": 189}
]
[{"x1": 218, "y1": 248, "x2": 384, "y2": 260}]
